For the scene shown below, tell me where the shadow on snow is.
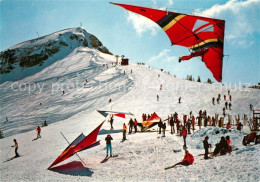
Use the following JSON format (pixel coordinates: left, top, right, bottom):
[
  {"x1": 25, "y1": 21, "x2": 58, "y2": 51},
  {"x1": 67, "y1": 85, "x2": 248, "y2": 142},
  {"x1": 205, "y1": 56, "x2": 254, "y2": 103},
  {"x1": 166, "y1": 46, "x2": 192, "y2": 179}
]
[{"x1": 49, "y1": 161, "x2": 93, "y2": 177}]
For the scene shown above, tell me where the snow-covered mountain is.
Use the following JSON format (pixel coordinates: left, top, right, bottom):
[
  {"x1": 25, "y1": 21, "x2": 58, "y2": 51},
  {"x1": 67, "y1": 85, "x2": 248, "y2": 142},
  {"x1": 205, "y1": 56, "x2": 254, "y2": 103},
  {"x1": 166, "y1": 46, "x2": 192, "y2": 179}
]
[
  {"x1": 0, "y1": 27, "x2": 111, "y2": 83},
  {"x1": 0, "y1": 28, "x2": 260, "y2": 181}
]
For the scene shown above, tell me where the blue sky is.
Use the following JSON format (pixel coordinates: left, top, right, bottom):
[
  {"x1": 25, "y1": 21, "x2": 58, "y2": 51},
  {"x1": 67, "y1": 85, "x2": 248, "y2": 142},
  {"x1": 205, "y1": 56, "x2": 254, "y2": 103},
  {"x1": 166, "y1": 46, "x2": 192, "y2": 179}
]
[{"x1": 0, "y1": 0, "x2": 259, "y2": 84}]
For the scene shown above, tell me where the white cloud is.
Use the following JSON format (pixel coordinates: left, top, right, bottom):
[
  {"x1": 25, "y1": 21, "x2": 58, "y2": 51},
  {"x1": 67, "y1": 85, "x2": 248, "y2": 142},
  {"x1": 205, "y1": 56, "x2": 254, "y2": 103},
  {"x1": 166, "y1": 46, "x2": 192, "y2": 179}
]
[
  {"x1": 200, "y1": 0, "x2": 260, "y2": 47},
  {"x1": 168, "y1": 0, "x2": 173, "y2": 6},
  {"x1": 148, "y1": 49, "x2": 178, "y2": 63},
  {"x1": 127, "y1": 12, "x2": 159, "y2": 36}
]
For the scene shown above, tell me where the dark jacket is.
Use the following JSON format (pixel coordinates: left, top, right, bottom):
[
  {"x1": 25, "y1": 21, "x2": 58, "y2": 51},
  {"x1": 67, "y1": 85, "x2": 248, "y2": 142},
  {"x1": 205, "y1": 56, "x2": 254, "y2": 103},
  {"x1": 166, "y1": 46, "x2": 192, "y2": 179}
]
[
  {"x1": 105, "y1": 136, "x2": 113, "y2": 144},
  {"x1": 203, "y1": 139, "x2": 210, "y2": 149}
]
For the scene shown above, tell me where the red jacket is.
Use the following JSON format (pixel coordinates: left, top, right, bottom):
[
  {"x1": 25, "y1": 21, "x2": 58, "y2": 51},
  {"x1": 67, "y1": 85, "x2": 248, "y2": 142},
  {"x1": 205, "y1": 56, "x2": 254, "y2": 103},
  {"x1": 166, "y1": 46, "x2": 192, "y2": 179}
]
[
  {"x1": 134, "y1": 120, "x2": 138, "y2": 125},
  {"x1": 182, "y1": 153, "x2": 194, "y2": 164},
  {"x1": 37, "y1": 127, "x2": 41, "y2": 133},
  {"x1": 182, "y1": 129, "x2": 187, "y2": 137}
]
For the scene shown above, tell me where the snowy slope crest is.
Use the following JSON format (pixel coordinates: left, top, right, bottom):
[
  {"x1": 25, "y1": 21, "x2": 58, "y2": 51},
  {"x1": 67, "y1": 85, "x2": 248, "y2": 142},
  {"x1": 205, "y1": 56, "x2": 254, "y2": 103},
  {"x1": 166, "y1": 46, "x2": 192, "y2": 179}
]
[{"x1": 0, "y1": 27, "x2": 112, "y2": 83}]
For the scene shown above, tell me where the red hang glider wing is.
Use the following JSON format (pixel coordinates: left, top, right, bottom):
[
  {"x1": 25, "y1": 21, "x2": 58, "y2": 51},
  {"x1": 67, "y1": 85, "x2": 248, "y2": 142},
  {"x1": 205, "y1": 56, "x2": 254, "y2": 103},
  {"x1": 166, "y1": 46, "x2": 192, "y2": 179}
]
[
  {"x1": 48, "y1": 121, "x2": 104, "y2": 169},
  {"x1": 111, "y1": 2, "x2": 225, "y2": 82}
]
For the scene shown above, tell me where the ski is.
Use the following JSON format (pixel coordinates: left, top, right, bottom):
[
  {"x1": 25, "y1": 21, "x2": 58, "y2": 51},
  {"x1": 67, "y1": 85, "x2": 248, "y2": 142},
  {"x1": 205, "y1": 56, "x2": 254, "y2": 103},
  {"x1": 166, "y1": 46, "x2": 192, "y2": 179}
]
[
  {"x1": 164, "y1": 163, "x2": 179, "y2": 170},
  {"x1": 100, "y1": 155, "x2": 118, "y2": 163}
]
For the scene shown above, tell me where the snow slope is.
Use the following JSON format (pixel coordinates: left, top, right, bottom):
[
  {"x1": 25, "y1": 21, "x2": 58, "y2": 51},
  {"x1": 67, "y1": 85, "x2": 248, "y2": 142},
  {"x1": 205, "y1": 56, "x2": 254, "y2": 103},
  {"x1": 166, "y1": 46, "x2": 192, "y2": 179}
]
[{"x1": 0, "y1": 43, "x2": 260, "y2": 181}]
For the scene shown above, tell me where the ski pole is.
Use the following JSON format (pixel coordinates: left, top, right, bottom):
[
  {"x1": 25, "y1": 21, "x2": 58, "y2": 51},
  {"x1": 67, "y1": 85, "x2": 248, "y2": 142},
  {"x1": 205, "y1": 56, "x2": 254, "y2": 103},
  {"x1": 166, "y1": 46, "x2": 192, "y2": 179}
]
[{"x1": 6, "y1": 147, "x2": 12, "y2": 159}]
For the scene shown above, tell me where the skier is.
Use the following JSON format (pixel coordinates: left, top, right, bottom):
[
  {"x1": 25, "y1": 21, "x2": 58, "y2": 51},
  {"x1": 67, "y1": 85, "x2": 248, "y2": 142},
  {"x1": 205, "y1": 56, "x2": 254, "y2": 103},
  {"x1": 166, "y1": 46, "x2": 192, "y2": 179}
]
[
  {"x1": 36, "y1": 126, "x2": 41, "y2": 139},
  {"x1": 204, "y1": 115, "x2": 208, "y2": 127},
  {"x1": 197, "y1": 115, "x2": 202, "y2": 129},
  {"x1": 191, "y1": 116, "x2": 195, "y2": 132},
  {"x1": 226, "y1": 136, "x2": 232, "y2": 153},
  {"x1": 223, "y1": 107, "x2": 226, "y2": 117},
  {"x1": 160, "y1": 84, "x2": 162, "y2": 90},
  {"x1": 237, "y1": 121, "x2": 243, "y2": 131},
  {"x1": 213, "y1": 136, "x2": 229, "y2": 156},
  {"x1": 217, "y1": 97, "x2": 220, "y2": 104},
  {"x1": 228, "y1": 102, "x2": 232, "y2": 110},
  {"x1": 249, "y1": 104, "x2": 253, "y2": 111},
  {"x1": 128, "y1": 118, "x2": 134, "y2": 134},
  {"x1": 203, "y1": 136, "x2": 211, "y2": 159},
  {"x1": 165, "y1": 150, "x2": 194, "y2": 169},
  {"x1": 122, "y1": 123, "x2": 127, "y2": 141},
  {"x1": 109, "y1": 98, "x2": 112, "y2": 103},
  {"x1": 178, "y1": 97, "x2": 181, "y2": 104},
  {"x1": 229, "y1": 95, "x2": 232, "y2": 101},
  {"x1": 42, "y1": 120, "x2": 48, "y2": 127},
  {"x1": 133, "y1": 119, "x2": 138, "y2": 133},
  {"x1": 183, "y1": 115, "x2": 187, "y2": 127},
  {"x1": 105, "y1": 134, "x2": 113, "y2": 157},
  {"x1": 5, "y1": 117, "x2": 8, "y2": 123},
  {"x1": 224, "y1": 95, "x2": 226, "y2": 101},
  {"x1": 158, "y1": 119, "x2": 163, "y2": 134},
  {"x1": 109, "y1": 115, "x2": 114, "y2": 130},
  {"x1": 142, "y1": 114, "x2": 145, "y2": 121},
  {"x1": 181, "y1": 150, "x2": 194, "y2": 165},
  {"x1": 187, "y1": 119, "x2": 191, "y2": 134},
  {"x1": 170, "y1": 117, "x2": 175, "y2": 134},
  {"x1": 212, "y1": 97, "x2": 215, "y2": 105},
  {"x1": 12, "y1": 139, "x2": 19, "y2": 157},
  {"x1": 182, "y1": 127, "x2": 187, "y2": 147},
  {"x1": 218, "y1": 94, "x2": 221, "y2": 100},
  {"x1": 228, "y1": 90, "x2": 230, "y2": 95},
  {"x1": 226, "y1": 121, "x2": 231, "y2": 129},
  {"x1": 225, "y1": 102, "x2": 228, "y2": 109},
  {"x1": 157, "y1": 95, "x2": 159, "y2": 101},
  {"x1": 62, "y1": 90, "x2": 65, "y2": 95},
  {"x1": 162, "y1": 122, "x2": 166, "y2": 137}
]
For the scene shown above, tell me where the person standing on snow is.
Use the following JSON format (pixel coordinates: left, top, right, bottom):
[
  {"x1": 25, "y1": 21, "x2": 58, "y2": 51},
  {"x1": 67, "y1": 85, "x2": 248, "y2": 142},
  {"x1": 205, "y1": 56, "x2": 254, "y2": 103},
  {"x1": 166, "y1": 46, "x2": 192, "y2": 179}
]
[
  {"x1": 12, "y1": 139, "x2": 20, "y2": 157},
  {"x1": 122, "y1": 123, "x2": 127, "y2": 141},
  {"x1": 187, "y1": 119, "x2": 192, "y2": 134},
  {"x1": 228, "y1": 102, "x2": 232, "y2": 110},
  {"x1": 158, "y1": 119, "x2": 163, "y2": 134},
  {"x1": 170, "y1": 117, "x2": 175, "y2": 134},
  {"x1": 178, "y1": 97, "x2": 181, "y2": 104},
  {"x1": 203, "y1": 136, "x2": 211, "y2": 159},
  {"x1": 128, "y1": 118, "x2": 134, "y2": 134},
  {"x1": 191, "y1": 116, "x2": 195, "y2": 132},
  {"x1": 212, "y1": 97, "x2": 215, "y2": 105},
  {"x1": 36, "y1": 126, "x2": 41, "y2": 139},
  {"x1": 182, "y1": 127, "x2": 187, "y2": 147},
  {"x1": 225, "y1": 102, "x2": 228, "y2": 109},
  {"x1": 133, "y1": 119, "x2": 138, "y2": 133},
  {"x1": 162, "y1": 122, "x2": 166, "y2": 137},
  {"x1": 105, "y1": 134, "x2": 113, "y2": 157},
  {"x1": 229, "y1": 95, "x2": 232, "y2": 101},
  {"x1": 109, "y1": 115, "x2": 114, "y2": 130}
]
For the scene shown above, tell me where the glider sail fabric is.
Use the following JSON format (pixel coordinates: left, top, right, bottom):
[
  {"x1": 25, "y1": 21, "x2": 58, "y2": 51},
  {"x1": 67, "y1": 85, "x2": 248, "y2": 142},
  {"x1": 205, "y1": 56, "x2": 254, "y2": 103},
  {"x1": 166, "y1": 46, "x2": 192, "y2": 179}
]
[
  {"x1": 111, "y1": 2, "x2": 225, "y2": 82},
  {"x1": 48, "y1": 121, "x2": 104, "y2": 169},
  {"x1": 138, "y1": 112, "x2": 161, "y2": 131},
  {"x1": 97, "y1": 110, "x2": 134, "y2": 118}
]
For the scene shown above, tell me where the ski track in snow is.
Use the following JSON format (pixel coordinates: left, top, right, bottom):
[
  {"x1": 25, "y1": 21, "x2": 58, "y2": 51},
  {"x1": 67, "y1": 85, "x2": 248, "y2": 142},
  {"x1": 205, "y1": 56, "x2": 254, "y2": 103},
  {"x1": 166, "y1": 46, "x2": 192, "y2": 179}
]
[{"x1": 0, "y1": 47, "x2": 260, "y2": 181}]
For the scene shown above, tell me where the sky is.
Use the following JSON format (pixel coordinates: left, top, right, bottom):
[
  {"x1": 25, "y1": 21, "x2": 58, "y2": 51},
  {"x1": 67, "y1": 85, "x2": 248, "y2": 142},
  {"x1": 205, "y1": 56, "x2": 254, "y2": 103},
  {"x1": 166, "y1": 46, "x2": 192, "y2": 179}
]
[{"x1": 0, "y1": 0, "x2": 259, "y2": 85}]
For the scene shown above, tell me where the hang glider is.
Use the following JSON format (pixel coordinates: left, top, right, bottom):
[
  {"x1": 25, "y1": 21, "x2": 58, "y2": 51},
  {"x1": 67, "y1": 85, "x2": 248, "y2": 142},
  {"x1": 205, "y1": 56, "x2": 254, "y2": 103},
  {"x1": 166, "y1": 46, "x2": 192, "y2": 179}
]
[
  {"x1": 97, "y1": 110, "x2": 134, "y2": 118},
  {"x1": 138, "y1": 112, "x2": 161, "y2": 131},
  {"x1": 48, "y1": 121, "x2": 104, "y2": 169},
  {"x1": 111, "y1": 2, "x2": 225, "y2": 82}
]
